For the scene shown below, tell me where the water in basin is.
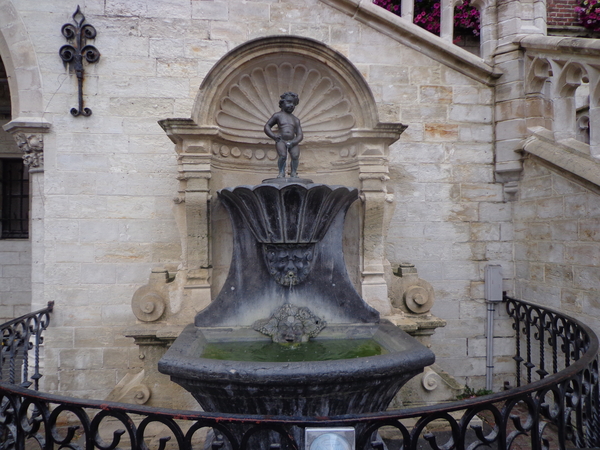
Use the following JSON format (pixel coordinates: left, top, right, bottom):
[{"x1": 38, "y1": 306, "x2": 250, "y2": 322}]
[{"x1": 200, "y1": 338, "x2": 387, "y2": 362}]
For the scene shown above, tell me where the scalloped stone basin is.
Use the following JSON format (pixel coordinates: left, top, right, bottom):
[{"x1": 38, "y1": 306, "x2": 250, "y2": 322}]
[
  {"x1": 158, "y1": 320, "x2": 434, "y2": 416},
  {"x1": 218, "y1": 183, "x2": 357, "y2": 244}
]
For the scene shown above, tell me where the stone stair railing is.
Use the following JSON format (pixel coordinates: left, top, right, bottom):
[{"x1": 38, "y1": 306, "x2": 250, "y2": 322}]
[
  {"x1": 519, "y1": 35, "x2": 600, "y2": 156},
  {"x1": 517, "y1": 36, "x2": 600, "y2": 188},
  {"x1": 493, "y1": 34, "x2": 600, "y2": 195},
  {"x1": 384, "y1": 0, "x2": 463, "y2": 41},
  {"x1": 366, "y1": 0, "x2": 499, "y2": 60}
]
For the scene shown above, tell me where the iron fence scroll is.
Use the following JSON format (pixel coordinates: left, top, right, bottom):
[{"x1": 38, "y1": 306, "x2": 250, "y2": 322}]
[
  {"x1": 0, "y1": 302, "x2": 53, "y2": 390},
  {"x1": 0, "y1": 297, "x2": 598, "y2": 450}
]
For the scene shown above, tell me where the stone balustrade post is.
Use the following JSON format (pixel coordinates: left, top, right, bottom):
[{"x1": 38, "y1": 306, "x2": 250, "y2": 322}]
[
  {"x1": 401, "y1": 0, "x2": 414, "y2": 23},
  {"x1": 440, "y1": 0, "x2": 455, "y2": 41},
  {"x1": 588, "y1": 69, "x2": 600, "y2": 158}
]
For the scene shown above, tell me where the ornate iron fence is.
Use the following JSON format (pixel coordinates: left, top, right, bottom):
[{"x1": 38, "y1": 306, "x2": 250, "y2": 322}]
[
  {"x1": 0, "y1": 296, "x2": 598, "y2": 450},
  {"x1": 0, "y1": 302, "x2": 53, "y2": 390}
]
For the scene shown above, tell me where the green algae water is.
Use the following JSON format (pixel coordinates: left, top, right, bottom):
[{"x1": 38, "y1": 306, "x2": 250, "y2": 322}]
[{"x1": 201, "y1": 339, "x2": 387, "y2": 362}]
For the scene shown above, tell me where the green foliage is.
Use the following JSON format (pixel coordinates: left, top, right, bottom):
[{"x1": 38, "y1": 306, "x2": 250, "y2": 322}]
[{"x1": 456, "y1": 386, "x2": 494, "y2": 399}]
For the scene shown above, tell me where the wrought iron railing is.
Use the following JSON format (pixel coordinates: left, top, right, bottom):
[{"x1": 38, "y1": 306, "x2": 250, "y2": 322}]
[
  {"x1": 0, "y1": 296, "x2": 598, "y2": 450},
  {"x1": 0, "y1": 302, "x2": 53, "y2": 390}
]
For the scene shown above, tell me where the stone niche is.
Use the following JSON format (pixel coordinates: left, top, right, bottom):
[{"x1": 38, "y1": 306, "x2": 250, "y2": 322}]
[
  {"x1": 121, "y1": 36, "x2": 409, "y2": 407},
  {"x1": 159, "y1": 36, "x2": 406, "y2": 319}
]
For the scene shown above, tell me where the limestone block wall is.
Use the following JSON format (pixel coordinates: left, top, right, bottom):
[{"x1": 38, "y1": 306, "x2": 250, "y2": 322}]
[
  {"x1": 5, "y1": 0, "x2": 518, "y2": 398},
  {"x1": 21, "y1": 1, "x2": 188, "y2": 398},
  {"x1": 0, "y1": 239, "x2": 31, "y2": 322},
  {"x1": 379, "y1": 66, "x2": 514, "y2": 387},
  {"x1": 514, "y1": 156, "x2": 600, "y2": 333}
]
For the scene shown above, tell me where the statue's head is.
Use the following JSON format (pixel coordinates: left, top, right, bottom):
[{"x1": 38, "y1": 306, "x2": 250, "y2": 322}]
[{"x1": 279, "y1": 92, "x2": 299, "y2": 110}]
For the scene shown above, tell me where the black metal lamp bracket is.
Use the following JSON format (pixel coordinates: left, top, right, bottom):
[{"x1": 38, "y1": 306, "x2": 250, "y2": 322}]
[{"x1": 59, "y1": 6, "x2": 100, "y2": 117}]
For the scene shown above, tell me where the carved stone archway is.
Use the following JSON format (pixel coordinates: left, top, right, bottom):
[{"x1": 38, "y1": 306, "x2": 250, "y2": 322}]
[
  {"x1": 0, "y1": 1, "x2": 50, "y2": 148},
  {"x1": 160, "y1": 36, "x2": 406, "y2": 316},
  {"x1": 0, "y1": 2, "x2": 49, "y2": 321}
]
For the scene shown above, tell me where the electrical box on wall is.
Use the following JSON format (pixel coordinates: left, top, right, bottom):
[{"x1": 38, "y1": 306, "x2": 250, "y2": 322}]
[{"x1": 484, "y1": 265, "x2": 503, "y2": 302}]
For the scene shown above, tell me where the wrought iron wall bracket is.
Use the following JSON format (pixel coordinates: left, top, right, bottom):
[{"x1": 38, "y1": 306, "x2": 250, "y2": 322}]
[{"x1": 59, "y1": 6, "x2": 100, "y2": 117}]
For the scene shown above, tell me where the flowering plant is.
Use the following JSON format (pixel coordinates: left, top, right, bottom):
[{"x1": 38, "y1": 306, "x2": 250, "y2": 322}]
[
  {"x1": 414, "y1": 0, "x2": 442, "y2": 34},
  {"x1": 374, "y1": 0, "x2": 480, "y2": 41},
  {"x1": 453, "y1": 0, "x2": 481, "y2": 37},
  {"x1": 575, "y1": 0, "x2": 600, "y2": 32}
]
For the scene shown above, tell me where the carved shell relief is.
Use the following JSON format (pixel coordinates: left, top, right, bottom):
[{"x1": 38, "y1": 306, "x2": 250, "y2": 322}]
[{"x1": 216, "y1": 63, "x2": 356, "y2": 140}]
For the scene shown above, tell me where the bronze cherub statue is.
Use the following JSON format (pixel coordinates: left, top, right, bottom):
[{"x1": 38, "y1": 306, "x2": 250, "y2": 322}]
[{"x1": 264, "y1": 92, "x2": 304, "y2": 178}]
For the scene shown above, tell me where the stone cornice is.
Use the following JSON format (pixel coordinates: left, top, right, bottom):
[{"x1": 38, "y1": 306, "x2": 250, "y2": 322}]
[
  {"x1": 522, "y1": 127, "x2": 600, "y2": 189},
  {"x1": 2, "y1": 117, "x2": 51, "y2": 134},
  {"x1": 319, "y1": 0, "x2": 502, "y2": 86},
  {"x1": 515, "y1": 34, "x2": 600, "y2": 57}
]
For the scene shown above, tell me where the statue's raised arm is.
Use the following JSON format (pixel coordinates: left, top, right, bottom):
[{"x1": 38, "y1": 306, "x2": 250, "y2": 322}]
[{"x1": 264, "y1": 92, "x2": 303, "y2": 178}]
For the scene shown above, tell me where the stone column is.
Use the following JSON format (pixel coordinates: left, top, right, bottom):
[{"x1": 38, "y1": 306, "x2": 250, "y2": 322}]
[
  {"x1": 492, "y1": 0, "x2": 547, "y2": 196},
  {"x1": 2, "y1": 118, "x2": 51, "y2": 312},
  {"x1": 178, "y1": 150, "x2": 212, "y2": 303},
  {"x1": 590, "y1": 96, "x2": 600, "y2": 159},
  {"x1": 472, "y1": 0, "x2": 498, "y2": 61},
  {"x1": 358, "y1": 143, "x2": 392, "y2": 315},
  {"x1": 160, "y1": 119, "x2": 214, "y2": 313}
]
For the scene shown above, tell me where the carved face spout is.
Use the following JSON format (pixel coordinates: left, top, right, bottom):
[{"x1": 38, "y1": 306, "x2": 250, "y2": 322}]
[
  {"x1": 277, "y1": 316, "x2": 305, "y2": 343},
  {"x1": 263, "y1": 244, "x2": 315, "y2": 287}
]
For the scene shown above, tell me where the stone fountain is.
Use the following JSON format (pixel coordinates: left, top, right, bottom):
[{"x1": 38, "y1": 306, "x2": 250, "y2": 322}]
[
  {"x1": 111, "y1": 36, "x2": 449, "y2": 449},
  {"x1": 158, "y1": 90, "x2": 435, "y2": 448},
  {"x1": 159, "y1": 178, "x2": 435, "y2": 418}
]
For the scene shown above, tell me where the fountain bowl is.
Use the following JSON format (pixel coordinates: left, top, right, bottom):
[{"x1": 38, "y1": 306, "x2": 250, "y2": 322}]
[{"x1": 158, "y1": 320, "x2": 434, "y2": 416}]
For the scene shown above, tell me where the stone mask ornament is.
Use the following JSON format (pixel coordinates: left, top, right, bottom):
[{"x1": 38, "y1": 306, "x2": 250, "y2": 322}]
[
  {"x1": 253, "y1": 303, "x2": 326, "y2": 343},
  {"x1": 262, "y1": 244, "x2": 315, "y2": 286}
]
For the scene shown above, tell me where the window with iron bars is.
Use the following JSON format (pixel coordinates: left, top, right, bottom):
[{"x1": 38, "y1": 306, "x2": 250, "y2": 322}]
[{"x1": 0, "y1": 158, "x2": 29, "y2": 239}]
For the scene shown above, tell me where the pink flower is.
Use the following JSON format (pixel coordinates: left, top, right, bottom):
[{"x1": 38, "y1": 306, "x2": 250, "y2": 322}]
[{"x1": 374, "y1": 0, "x2": 480, "y2": 38}]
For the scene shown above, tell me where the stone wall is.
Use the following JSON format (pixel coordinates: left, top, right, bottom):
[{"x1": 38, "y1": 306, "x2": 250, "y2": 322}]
[
  {"x1": 382, "y1": 69, "x2": 515, "y2": 387},
  {"x1": 514, "y1": 156, "x2": 600, "y2": 333},
  {"x1": 0, "y1": 239, "x2": 31, "y2": 322},
  {"x1": 3, "y1": 0, "x2": 519, "y2": 399}
]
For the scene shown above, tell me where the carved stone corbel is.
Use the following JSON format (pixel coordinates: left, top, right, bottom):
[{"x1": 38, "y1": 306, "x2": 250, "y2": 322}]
[
  {"x1": 14, "y1": 132, "x2": 44, "y2": 170},
  {"x1": 2, "y1": 118, "x2": 51, "y2": 172},
  {"x1": 106, "y1": 370, "x2": 152, "y2": 405},
  {"x1": 386, "y1": 263, "x2": 446, "y2": 347},
  {"x1": 131, "y1": 269, "x2": 170, "y2": 323},
  {"x1": 389, "y1": 263, "x2": 435, "y2": 315}
]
